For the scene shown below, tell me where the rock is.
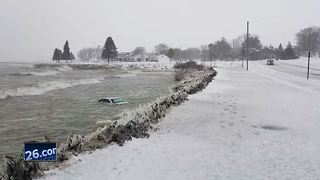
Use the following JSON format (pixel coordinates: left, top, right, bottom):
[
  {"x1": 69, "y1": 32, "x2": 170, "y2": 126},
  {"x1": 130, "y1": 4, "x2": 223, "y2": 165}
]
[{"x1": 0, "y1": 155, "x2": 43, "y2": 180}]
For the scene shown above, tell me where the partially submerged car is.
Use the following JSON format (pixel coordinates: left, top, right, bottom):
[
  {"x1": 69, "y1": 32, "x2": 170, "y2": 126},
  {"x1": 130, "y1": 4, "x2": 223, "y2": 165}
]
[
  {"x1": 267, "y1": 59, "x2": 274, "y2": 65},
  {"x1": 98, "y1": 97, "x2": 128, "y2": 105}
]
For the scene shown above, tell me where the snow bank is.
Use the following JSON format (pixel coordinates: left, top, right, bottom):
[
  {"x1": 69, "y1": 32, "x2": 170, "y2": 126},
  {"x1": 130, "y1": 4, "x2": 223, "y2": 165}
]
[{"x1": 0, "y1": 67, "x2": 216, "y2": 180}]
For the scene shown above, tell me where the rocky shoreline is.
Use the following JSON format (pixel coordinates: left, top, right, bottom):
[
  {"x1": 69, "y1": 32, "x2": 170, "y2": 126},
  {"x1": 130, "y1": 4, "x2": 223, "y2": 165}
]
[
  {"x1": 0, "y1": 65, "x2": 216, "y2": 180},
  {"x1": 33, "y1": 62, "x2": 173, "y2": 72}
]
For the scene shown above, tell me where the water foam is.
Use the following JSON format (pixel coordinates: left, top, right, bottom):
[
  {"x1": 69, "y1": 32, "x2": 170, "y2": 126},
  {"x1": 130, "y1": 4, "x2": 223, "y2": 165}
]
[
  {"x1": 54, "y1": 66, "x2": 73, "y2": 72},
  {"x1": 111, "y1": 74, "x2": 137, "y2": 78},
  {"x1": 0, "y1": 77, "x2": 104, "y2": 99},
  {"x1": 18, "y1": 71, "x2": 60, "y2": 76},
  {"x1": 11, "y1": 65, "x2": 72, "y2": 77}
]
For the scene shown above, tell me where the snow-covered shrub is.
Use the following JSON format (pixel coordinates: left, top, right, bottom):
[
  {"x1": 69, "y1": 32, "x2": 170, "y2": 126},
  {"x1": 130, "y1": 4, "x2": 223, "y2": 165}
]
[{"x1": 174, "y1": 61, "x2": 204, "y2": 71}]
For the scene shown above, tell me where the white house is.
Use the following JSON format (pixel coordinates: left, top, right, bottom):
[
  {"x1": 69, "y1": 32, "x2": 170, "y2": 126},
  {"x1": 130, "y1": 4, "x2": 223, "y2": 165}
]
[
  {"x1": 156, "y1": 55, "x2": 171, "y2": 64},
  {"x1": 116, "y1": 52, "x2": 133, "y2": 62},
  {"x1": 131, "y1": 52, "x2": 149, "y2": 62},
  {"x1": 116, "y1": 52, "x2": 170, "y2": 63}
]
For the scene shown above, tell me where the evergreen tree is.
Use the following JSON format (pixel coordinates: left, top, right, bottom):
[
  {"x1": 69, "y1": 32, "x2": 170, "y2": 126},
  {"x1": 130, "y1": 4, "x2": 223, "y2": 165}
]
[
  {"x1": 166, "y1": 48, "x2": 175, "y2": 62},
  {"x1": 101, "y1": 37, "x2": 118, "y2": 63},
  {"x1": 208, "y1": 43, "x2": 215, "y2": 66},
  {"x1": 241, "y1": 47, "x2": 246, "y2": 59},
  {"x1": 62, "y1": 40, "x2": 71, "y2": 60},
  {"x1": 278, "y1": 43, "x2": 283, "y2": 51},
  {"x1": 283, "y1": 42, "x2": 298, "y2": 60},
  {"x1": 241, "y1": 36, "x2": 262, "y2": 51},
  {"x1": 70, "y1": 52, "x2": 75, "y2": 60},
  {"x1": 52, "y1": 48, "x2": 62, "y2": 63},
  {"x1": 214, "y1": 37, "x2": 232, "y2": 59},
  {"x1": 276, "y1": 43, "x2": 285, "y2": 59}
]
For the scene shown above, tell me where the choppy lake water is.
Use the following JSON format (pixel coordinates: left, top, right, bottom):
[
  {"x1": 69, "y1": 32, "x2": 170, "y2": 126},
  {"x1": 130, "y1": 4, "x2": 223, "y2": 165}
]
[{"x1": 0, "y1": 62, "x2": 175, "y2": 158}]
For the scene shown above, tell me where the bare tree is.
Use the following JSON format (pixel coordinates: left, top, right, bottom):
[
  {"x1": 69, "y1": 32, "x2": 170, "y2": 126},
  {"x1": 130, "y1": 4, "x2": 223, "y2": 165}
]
[
  {"x1": 154, "y1": 43, "x2": 169, "y2": 55},
  {"x1": 200, "y1": 45, "x2": 209, "y2": 64},
  {"x1": 77, "y1": 47, "x2": 102, "y2": 62},
  {"x1": 231, "y1": 36, "x2": 246, "y2": 59},
  {"x1": 296, "y1": 26, "x2": 320, "y2": 56},
  {"x1": 132, "y1": 46, "x2": 146, "y2": 55},
  {"x1": 172, "y1": 48, "x2": 182, "y2": 62},
  {"x1": 131, "y1": 46, "x2": 146, "y2": 62},
  {"x1": 208, "y1": 43, "x2": 216, "y2": 66},
  {"x1": 92, "y1": 46, "x2": 102, "y2": 62},
  {"x1": 167, "y1": 48, "x2": 175, "y2": 63},
  {"x1": 181, "y1": 48, "x2": 201, "y2": 61}
]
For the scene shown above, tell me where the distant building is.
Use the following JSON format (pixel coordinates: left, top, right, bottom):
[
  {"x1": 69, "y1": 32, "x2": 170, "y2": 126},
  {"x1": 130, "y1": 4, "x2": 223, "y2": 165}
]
[
  {"x1": 130, "y1": 52, "x2": 148, "y2": 62},
  {"x1": 116, "y1": 52, "x2": 169, "y2": 63},
  {"x1": 148, "y1": 54, "x2": 159, "y2": 62},
  {"x1": 116, "y1": 52, "x2": 133, "y2": 61},
  {"x1": 157, "y1": 55, "x2": 170, "y2": 63}
]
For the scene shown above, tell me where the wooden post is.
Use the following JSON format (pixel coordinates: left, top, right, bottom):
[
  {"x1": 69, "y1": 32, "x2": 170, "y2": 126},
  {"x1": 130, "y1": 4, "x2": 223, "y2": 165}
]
[
  {"x1": 246, "y1": 21, "x2": 249, "y2": 71},
  {"x1": 242, "y1": 58, "x2": 243, "y2": 68},
  {"x1": 307, "y1": 51, "x2": 311, "y2": 79}
]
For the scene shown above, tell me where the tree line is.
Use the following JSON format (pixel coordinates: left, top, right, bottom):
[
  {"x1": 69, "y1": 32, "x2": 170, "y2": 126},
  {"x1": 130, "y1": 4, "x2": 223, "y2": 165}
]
[
  {"x1": 54, "y1": 26, "x2": 320, "y2": 63},
  {"x1": 53, "y1": 37, "x2": 118, "y2": 63},
  {"x1": 153, "y1": 26, "x2": 320, "y2": 63},
  {"x1": 75, "y1": 37, "x2": 118, "y2": 63},
  {"x1": 52, "y1": 41, "x2": 75, "y2": 63}
]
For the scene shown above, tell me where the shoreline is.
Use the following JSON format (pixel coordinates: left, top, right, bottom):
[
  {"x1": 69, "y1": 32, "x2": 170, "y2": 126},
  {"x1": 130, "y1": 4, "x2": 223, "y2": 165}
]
[
  {"x1": 0, "y1": 63, "x2": 175, "y2": 160},
  {"x1": 0, "y1": 63, "x2": 217, "y2": 180}
]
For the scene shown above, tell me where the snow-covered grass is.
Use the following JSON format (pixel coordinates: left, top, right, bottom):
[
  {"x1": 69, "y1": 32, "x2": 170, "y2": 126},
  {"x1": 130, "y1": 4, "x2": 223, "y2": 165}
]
[{"x1": 40, "y1": 60, "x2": 320, "y2": 180}]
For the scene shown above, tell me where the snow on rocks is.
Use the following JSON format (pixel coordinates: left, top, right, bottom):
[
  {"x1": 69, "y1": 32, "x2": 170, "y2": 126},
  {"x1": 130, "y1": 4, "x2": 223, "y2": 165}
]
[{"x1": 0, "y1": 156, "x2": 43, "y2": 180}]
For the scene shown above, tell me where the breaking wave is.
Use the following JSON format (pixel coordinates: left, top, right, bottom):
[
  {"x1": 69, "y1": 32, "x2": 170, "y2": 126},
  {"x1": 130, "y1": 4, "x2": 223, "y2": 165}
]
[
  {"x1": 54, "y1": 66, "x2": 73, "y2": 72},
  {"x1": 5, "y1": 63, "x2": 35, "y2": 68},
  {"x1": 0, "y1": 77, "x2": 104, "y2": 99},
  {"x1": 11, "y1": 70, "x2": 60, "y2": 76},
  {"x1": 111, "y1": 74, "x2": 137, "y2": 78},
  {"x1": 10, "y1": 65, "x2": 72, "y2": 77}
]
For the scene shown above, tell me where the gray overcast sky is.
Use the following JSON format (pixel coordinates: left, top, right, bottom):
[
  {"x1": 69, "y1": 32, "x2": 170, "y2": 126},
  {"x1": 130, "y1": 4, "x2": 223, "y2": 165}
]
[{"x1": 0, "y1": 0, "x2": 319, "y2": 62}]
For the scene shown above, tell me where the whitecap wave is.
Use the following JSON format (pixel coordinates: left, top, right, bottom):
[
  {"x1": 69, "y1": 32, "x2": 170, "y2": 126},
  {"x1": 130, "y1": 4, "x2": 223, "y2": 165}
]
[
  {"x1": 18, "y1": 70, "x2": 60, "y2": 76},
  {"x1": 0, "y1": 77, "x2": 104, "y2": 99},
  {"x1": 11, "y1": 65, "x2": 72, "y2": 77},
  {"x1": 111, "y1": 74, "x2": 137, "y2": 78},
  {"x1": 5, "y1": 63, "x2": 35, "y2": 68},
  {"x1": 54, "y1": 66, "x2": 73, "y2": 72}
]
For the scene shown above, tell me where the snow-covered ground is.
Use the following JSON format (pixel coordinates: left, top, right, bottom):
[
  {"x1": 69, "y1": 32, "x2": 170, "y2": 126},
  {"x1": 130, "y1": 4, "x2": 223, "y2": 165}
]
[{"x1": 40, "y1": 59, "x2": 320, "y2": 180}]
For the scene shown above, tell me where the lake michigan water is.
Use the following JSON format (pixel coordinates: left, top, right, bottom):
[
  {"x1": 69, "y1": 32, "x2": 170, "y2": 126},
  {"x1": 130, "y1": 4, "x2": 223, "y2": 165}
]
[{"x1": 0, "y1": 62, "x2": 175, "y2": 158}]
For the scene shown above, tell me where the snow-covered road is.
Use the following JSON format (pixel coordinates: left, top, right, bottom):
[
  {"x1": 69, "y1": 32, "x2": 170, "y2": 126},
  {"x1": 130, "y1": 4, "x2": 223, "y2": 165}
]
[{"x1": 41, "y1": 59, "x2": 320, "y2": 180}]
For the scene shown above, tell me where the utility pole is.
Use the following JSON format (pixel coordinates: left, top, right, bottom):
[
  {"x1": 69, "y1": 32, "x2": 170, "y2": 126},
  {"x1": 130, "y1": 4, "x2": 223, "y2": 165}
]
[
  {"x1": 246, "y1": 21, "x2": 249, "y2": 71},
  {"x1": 232, "y1": 39, "x2": 235, "y2": 66},
  {"x1": 179, "y1": 45, "x2": 182, "y2": 63},
  {"x1": 307, "y1": 51, "x2": 311, "y2": 79}
]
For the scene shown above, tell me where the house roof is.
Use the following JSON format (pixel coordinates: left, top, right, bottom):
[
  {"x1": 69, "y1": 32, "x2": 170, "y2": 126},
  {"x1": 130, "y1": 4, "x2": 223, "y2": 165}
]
[{"x1": 117, "y1": 52, "x2": 131, "y2": 58}]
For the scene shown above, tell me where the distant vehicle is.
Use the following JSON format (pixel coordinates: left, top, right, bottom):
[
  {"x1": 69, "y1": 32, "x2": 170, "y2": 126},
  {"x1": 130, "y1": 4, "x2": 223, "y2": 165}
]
[
  {"x1": 98, "y1": 97, "x2": 128, "y2": 105},
  {"x1": 267, "y1": 59, "x2": 274, "y2": 65}
]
